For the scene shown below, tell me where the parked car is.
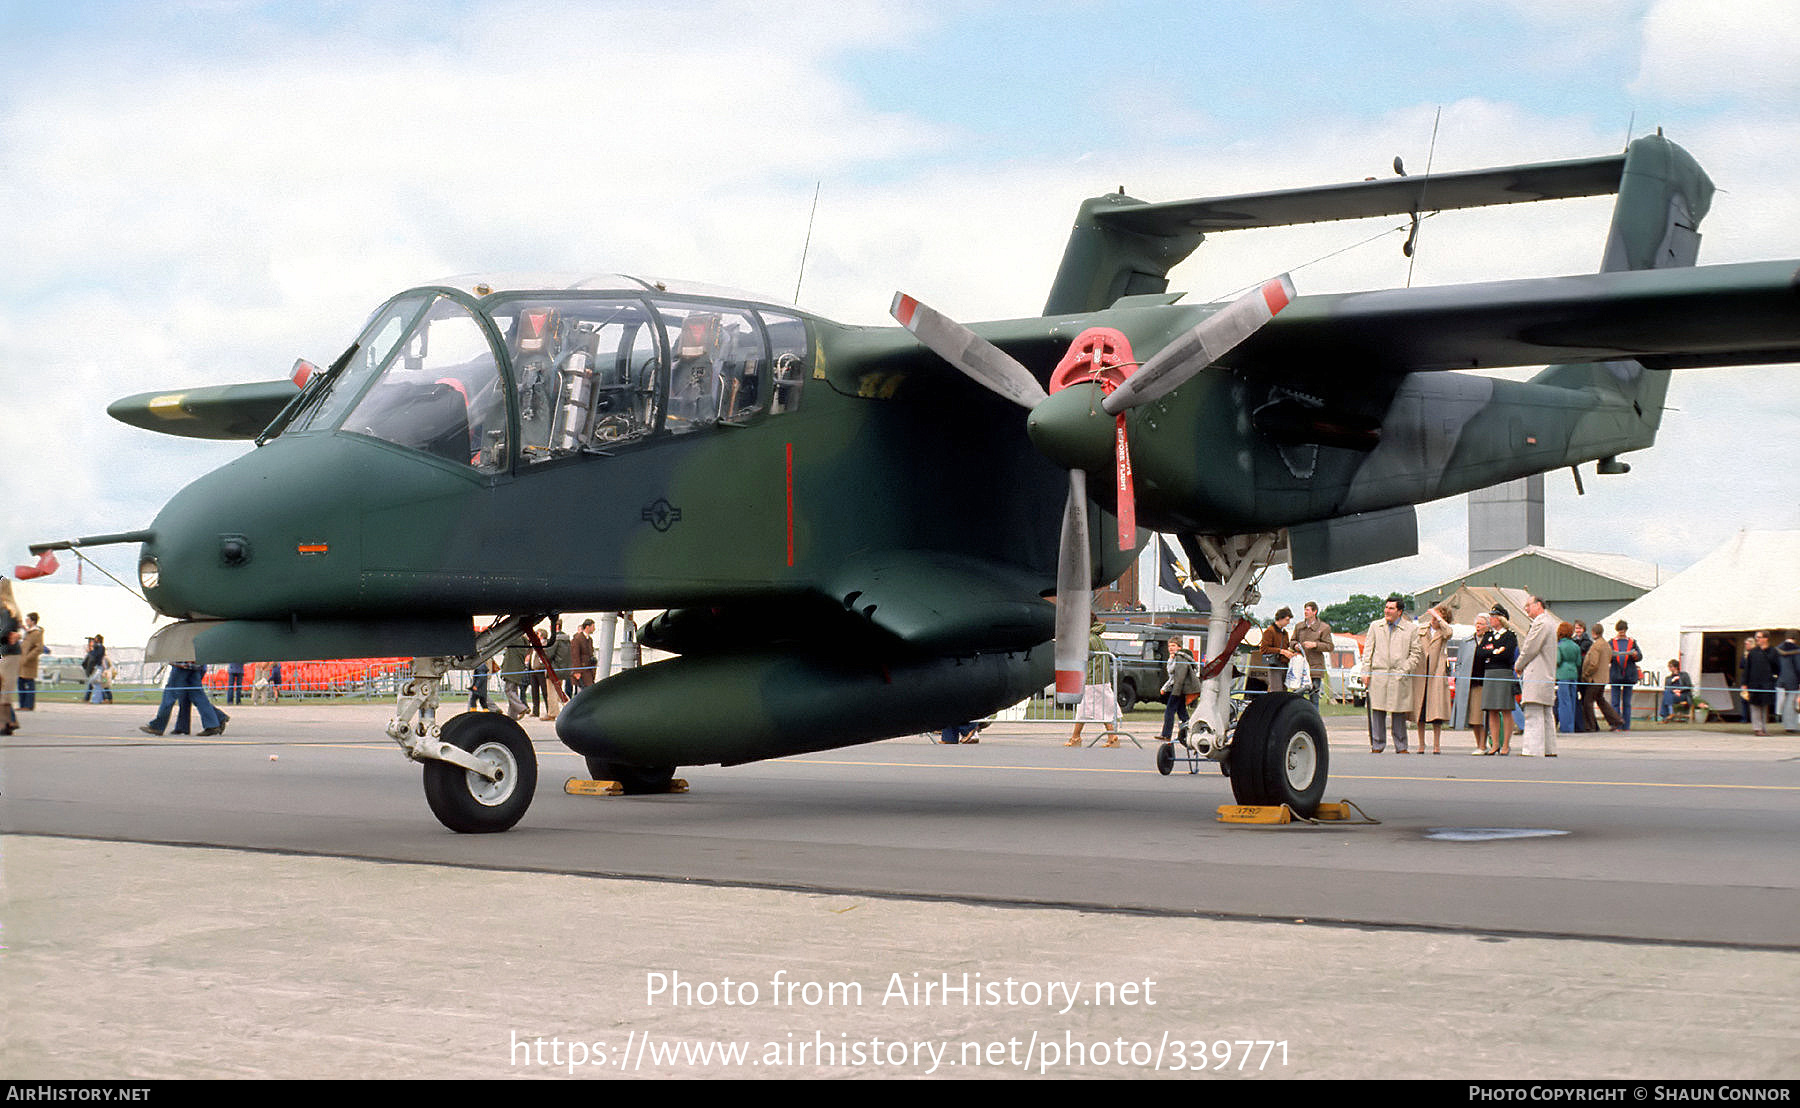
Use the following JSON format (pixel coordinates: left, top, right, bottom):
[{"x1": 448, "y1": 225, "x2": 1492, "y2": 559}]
[
  {"x1": 1101, "y1": 628, "x2": 1167, "y2": 711},
  {"x1": 1099, "y1": 622, "x2": 1216, "y2": 711},
  {"x1": 1325, "y1": 635, "x2": 1366, "y2": 705},
  {"x1": 36, "y1": 654, "x2": 92, "y2": 686}
]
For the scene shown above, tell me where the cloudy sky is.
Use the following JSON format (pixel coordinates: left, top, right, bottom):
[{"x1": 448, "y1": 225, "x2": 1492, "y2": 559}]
[{"x1": 3, "y1": 0, "x2": 1796, "y2": 618}]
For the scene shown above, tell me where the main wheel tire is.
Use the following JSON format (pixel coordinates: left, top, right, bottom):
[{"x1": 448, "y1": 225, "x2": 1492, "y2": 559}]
[
  {"x1": 1227, "y1": 692, "x2": 1328, "y2": 817},
  {"x1": 423, "y1": 712, "x2": 537, "y2": 833},
  {"x1": 584, "y1": 755, "x2": 676, "y2": 795}
]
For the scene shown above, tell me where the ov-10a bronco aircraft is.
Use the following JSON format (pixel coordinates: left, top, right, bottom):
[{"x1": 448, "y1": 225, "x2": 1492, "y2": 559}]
[{"x1": 37, "y1": 132, "x2": 1800, "y2": 832}]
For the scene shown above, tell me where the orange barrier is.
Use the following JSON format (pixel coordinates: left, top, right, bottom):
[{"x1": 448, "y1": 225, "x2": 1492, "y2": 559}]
[{"x1": 202, "y1": 659, "x2": 411, "y2": 696}]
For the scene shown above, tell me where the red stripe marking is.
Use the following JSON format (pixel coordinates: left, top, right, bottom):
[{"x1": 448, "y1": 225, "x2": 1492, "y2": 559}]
[
  {"x1": 893, "y1": 294, "x2": 918, "y2": 328},
  {"x1": 1056, "y1": 670, "x2": 1084, "y2": 695},
  {"x1": 1261, "y1": 278, "x2": 1291, "y2": 315}
]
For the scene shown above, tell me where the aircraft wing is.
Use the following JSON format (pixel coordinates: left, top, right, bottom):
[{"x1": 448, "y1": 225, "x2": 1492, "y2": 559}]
[
  {"x1": 1227, "y1": 259, "x2": 1800, "y2": 373},
  {"x1": 107, "y1": 379, "x2": 301, "y2": 440}
]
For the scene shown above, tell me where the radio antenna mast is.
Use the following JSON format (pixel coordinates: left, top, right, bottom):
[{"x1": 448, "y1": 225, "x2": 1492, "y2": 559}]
[
  {"x1": 1405, "y1": 106, "x2": 1441, "y2": 289},
  {"x1": 793, "y1": 181, "x2": 821, "y2": 304}
]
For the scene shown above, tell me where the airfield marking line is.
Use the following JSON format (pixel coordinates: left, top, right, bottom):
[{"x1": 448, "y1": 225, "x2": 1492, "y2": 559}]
[
  {"x1": 782, "y1": 757, "x2": 1800, "y2": 792},
  {"x1": 31, "y1": 733, "x2": 409, "y2": 753},
  {"x1": 782, "y1": 757, "x2": 1149, "y2": 775},
  {"x1": 110, "y1": 734, "x2": 273, "y2": 747},
  {"x1": 34, "y1": 737, "x2": 1800, "y2": 793},
  {"x1": 1331, "y1": 773, "x2": 1800, "y2": 791},
  {"x1": 31, "y1": 734, "x2": 595, "y2": 756}
]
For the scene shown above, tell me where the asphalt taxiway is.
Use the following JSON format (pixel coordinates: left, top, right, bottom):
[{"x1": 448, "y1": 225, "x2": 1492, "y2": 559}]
[{"x1": 3, "y1": 702, "x2": 1797, "y2": 1079}]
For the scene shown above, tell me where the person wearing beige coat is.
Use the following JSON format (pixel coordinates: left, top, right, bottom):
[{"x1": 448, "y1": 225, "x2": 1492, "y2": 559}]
[
  {"x1": 1516, "y1": 597, "x2": 1559, "y2": 756},
  {"x1": 19, "y1": 613, "x2": 44, "y2": 711},
  {"x1": 1409, "y1": 605, "x2": 1454, "y2": 753},
  {"x1": 1363, "y1": 598, "x2": 1423, "y2": 753},
  {"x1": 1579, "y1": 631, "x2": 1626, "y2": 731}
]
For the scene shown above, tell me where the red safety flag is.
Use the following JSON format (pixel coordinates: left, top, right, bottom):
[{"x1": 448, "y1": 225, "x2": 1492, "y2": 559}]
[
  {"x1": 13, "y1": 550, "x2": 59, "y2": 579},
  {"x1": 1115, "y1": 414, "x2": 1136, "y2": 550}
]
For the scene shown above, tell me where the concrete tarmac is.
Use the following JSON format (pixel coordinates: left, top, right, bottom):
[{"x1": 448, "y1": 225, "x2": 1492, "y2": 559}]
[{"x1": 3, "y1": 702, "x2": 1798, "y2": 1080}]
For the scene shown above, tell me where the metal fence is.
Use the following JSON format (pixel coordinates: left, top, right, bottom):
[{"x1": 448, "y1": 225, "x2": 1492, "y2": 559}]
[{"x1": 995, "y1": 651, "x2": 1121, "y2": 726}]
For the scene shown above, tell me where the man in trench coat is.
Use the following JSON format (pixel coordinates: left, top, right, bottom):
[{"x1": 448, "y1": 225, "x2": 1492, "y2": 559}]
[
  {"x1": 1516, "y1": 596, "x2": 1559, "y2": 756},
  {"x1": 1362, "y1": 597, "x2": 1423, "y2": 753}
]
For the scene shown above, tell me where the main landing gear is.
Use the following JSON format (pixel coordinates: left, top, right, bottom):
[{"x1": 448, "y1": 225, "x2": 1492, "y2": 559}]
[
  {"x1": 1160, "y1": 533, "x2": 1329, "y2": 818},
  {"x1": 1227, "y1": 691, "x2": 1328, "y2": 814}
]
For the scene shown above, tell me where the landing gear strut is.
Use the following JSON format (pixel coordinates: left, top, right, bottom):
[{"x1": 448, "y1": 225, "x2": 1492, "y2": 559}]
[
  {"x1": 1167, "y1": 533, "x2": 1329, "y2": 818},
  {"x1": 390, "y1": 613, "x2": 547, "y2": 833}
]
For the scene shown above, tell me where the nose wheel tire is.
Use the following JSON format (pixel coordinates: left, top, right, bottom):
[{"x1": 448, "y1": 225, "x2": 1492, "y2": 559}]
[
  {"x1": 1227, "y1": 692, "x2": 1328, "y2": 817},
  {"x1": 423, "y1": 712, "x2": 538, "y2": 833}
]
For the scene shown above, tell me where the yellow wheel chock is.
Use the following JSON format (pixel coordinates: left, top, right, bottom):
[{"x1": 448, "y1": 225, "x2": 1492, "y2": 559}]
[
  {"x1": 1215, "y1": 800, "x2": 1376, "y2": 825},
  {"x1": 564, "y1": 777, "x2": 689, "y2": 797}
]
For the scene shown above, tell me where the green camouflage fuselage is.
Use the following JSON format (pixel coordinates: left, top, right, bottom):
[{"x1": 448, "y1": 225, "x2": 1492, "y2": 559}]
[{"x1": 116, "y1": 134, "x2": 1798, "y2": 769}]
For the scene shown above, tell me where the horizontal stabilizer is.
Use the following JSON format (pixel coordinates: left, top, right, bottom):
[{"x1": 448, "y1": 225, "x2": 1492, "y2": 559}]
[
  {"x1": 1045, "y1": 150, "x2": 1629, "y2": 314},
  {"x1": 1097, "y1": 152, "x2": 1627, "y2": 237},
  {"x1": 108, "y1": 379, "x2": 300, "y2": 440}
]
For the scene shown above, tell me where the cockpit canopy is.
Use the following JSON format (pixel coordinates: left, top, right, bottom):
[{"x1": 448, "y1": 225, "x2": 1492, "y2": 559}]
[{"x1": 273, "y1": 280, "x2": 809, "y2": 472}]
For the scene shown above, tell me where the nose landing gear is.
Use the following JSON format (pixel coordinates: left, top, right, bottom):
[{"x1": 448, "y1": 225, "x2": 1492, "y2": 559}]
[
  {"x1": 422, "y1": 711, "x2": 539, "y2": 833},
  {"x1": 389, "y1": 613, "x2": 548, "y2": 833}
]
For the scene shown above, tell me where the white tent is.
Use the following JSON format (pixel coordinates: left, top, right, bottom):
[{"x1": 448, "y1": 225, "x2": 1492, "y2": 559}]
[
  {"x1": 1433, "y1": 584, "x2": 1557, "y2": 630},
  {"x1": 9, "y1": 581, "x2": 169, "y2": 652},
  {"x1": 1598, "y1": 531, "x2": 1800, "y2": 711}
]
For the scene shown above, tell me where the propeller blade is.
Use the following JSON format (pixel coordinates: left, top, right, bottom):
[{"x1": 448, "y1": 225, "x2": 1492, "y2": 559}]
[
  {"x1": 1053, "y1": 470, "x2": 1092, "y2": 706},
  {"x1": 1101, "y1": 273, "x2": 1295, "y2": 415},
  {"x1": 891, "y1": 292, "x2": 1048, "y2": 409}
]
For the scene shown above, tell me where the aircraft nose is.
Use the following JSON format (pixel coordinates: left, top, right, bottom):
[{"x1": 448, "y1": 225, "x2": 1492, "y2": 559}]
[
  {"x1": 141, "y1": 475, "x2": 267, "y2": 620},
  {"x1": 140, "y1": 438, "x2": 363, "y2": 621}
]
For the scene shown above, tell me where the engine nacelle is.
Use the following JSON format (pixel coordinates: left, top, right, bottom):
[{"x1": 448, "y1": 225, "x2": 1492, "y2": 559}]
[{"x1": 557, "y1": 646, "x2": 1050, "y2": 766}]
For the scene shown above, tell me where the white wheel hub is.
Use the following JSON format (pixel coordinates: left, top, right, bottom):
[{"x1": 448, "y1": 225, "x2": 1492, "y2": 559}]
[
  {"x1": 466, "y1": 741, "x2": 518, "y2": 807},
  {"x1": 1283, "y1": 730, "x2": 1318, "y2": 791}
]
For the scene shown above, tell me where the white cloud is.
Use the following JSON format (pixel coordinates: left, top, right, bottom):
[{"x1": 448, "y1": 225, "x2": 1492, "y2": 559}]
[{"x1": 1634, "y1": 0, "x2": 1800, "y2": 102}]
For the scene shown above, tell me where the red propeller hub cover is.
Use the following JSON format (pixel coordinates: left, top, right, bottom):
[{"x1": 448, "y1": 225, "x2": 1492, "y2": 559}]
[{"x1": 1048, "y1": 328, "x2": 1135, "y2": 394}]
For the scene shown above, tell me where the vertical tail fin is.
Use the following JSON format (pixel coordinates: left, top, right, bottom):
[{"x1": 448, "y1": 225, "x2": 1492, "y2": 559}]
[
  {"x1": 1534, "y1": 134, "x2": 1715, "y2": 430},
  {"x1": 1599, "y1": 132, "x2": 1714, "y2": 274}
]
